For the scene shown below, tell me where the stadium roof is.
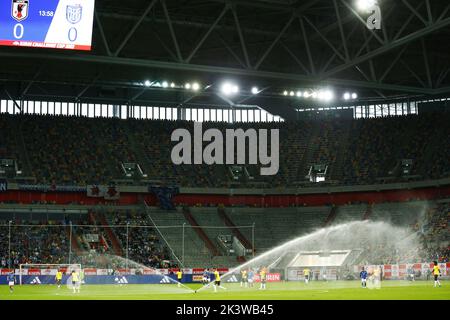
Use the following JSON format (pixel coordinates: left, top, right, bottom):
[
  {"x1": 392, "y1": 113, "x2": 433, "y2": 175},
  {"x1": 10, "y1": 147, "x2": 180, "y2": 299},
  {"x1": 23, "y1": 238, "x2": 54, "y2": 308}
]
[{"x1": 1, "y1": 0, "x2": 450, "y2": 112}]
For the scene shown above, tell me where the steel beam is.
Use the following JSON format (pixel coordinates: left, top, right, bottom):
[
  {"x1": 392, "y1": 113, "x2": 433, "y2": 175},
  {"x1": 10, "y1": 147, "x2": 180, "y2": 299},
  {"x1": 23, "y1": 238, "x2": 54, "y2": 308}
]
[
  {"x1": 436, "y1": 67, "x2": 450, "y2": 88},
  {"x1": 321, "y1": 16, "x2": 450, "y2": 79},
  {"x1": 299, "y1": 17, "x2": 315, "y2": 75},
  {"x1": 333, "y1": 0, "x2": 349, "y2": 61},
  {"x1": 303, "y1": 16, "x2": 346, "y2": 62},
  {"x1": 95, "y1": 11, "x2": 112, "y2": 56},
  {"x1": 4, "y1": 89, "x2": 21, "y2": 111},
  {"x1": 98, "y1": 8, "x2": 354, "y2": 46},
  {"x1": 161, "y1": 0, "x2": 183, "y2": 62},
  {"x1": 22, "y1": 65, "x2": 44, "y2": 96},
  {"x1": 254, "y1": 15, "x2": 295, "y2": 70},
  {"x1": 186, "y1": 5, "x2": 230, "y2": 63},
  {"x1": 320, "y1": 22, "x2": 360, "y2": 73},
  {"x1": 0, "y1": 52, "x2": 436, "y2": 95},
  {"x1": 76, "y1": 74, "x2": 101, "y2": 99},
  {"x1": 217, "y1": 35, "x2": 247, "y2": 68},
  {"x1": 148, "y1": 22, "x2": 179, "y2": 62},
  {"x1": 401, "y1": 0, "x2": 428, "y2": 26},
  {"x1": 438, "y1": 5, "x2": 450, "y2": 21},
  {"x1": 379, "y1": 46, "x2": 408, "y2": 82},
  {"x1": 400, "y1": 61, "x2": 426, "y2": 88},
  {"x1": 421, "y1": 38, "x2": 433, "y2": 88},
  {"x1": 231, "y1": 7, "x2": 251, "y2": 68},
  {"x1": 114, "y1": 0, "x2": 158, "y2": 57},
  {"x1": 208, "y1": 0, "x2": 318, "y2": 13},
  {"x1": 393, "y1": 2, "x2": 424, "y2": 40},
  {"x1": 280, "y1": 42, "x2": 310, "y2": 75},
  {"x1": 425, "y1": 0, "x2": 433, "y2": 23}
]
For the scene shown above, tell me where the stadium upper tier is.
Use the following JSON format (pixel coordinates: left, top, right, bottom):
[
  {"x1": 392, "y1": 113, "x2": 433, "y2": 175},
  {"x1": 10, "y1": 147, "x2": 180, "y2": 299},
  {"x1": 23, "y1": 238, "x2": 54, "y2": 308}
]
[{"x1": 0, "y1": 111, "x2": 448, "y2": 187}]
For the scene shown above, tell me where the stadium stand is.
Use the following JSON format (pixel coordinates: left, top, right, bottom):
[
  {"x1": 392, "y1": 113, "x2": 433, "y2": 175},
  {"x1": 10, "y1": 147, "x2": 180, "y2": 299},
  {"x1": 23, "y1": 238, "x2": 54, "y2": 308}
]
[
  {"x1": 106, "y1": 210, "x2": 173, "y2": 268},
  {"x1": 0, "y1": 112, "x2": 449, "y2": 187},
  {"x1": 0, "y1": 199, "x2": 449, "y2": 269},
  {"x1": 0, "y1": 220, "x2": 70, "y2": 267}
]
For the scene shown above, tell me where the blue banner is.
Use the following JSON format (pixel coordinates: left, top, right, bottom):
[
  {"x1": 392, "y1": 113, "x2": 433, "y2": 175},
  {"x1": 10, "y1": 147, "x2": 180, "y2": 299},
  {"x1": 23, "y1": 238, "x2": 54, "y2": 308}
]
[
  {"x1": 0, "y1": 274, "x2": 191, "y2": 285},
  {"x1": 149, "y1": 186, "x2": 179, "y2": 210},
  {"x1": 18, "y1": 184, "x2": 86, "y2": 192}
]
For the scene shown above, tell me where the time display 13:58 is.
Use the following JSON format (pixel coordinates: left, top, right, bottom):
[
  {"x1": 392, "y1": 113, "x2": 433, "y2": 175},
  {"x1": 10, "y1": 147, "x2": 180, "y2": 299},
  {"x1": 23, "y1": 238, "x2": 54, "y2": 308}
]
[{"x1": 38, "y1": 11, "x2": 54, "y2": 17}]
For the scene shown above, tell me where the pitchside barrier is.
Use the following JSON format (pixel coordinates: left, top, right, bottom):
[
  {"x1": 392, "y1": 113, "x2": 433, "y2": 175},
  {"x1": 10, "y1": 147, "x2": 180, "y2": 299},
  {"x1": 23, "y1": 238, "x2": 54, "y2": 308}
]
[{"x1": 1, "y1": 263, "x2": 448, "y2": 284}]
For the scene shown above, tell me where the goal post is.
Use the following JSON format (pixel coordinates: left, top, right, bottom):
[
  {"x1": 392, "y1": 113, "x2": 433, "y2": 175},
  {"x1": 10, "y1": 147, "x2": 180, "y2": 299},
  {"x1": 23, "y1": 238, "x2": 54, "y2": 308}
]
[{"x1": 19, "y1": 263, "x2": 82, "y2": 285}]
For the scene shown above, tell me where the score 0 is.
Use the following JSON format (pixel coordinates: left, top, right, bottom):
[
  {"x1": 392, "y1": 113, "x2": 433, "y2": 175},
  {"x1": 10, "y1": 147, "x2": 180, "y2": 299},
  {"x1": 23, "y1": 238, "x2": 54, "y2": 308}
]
[{"x1": 13, "y1": 23, "x2": 24, "y2": 39}]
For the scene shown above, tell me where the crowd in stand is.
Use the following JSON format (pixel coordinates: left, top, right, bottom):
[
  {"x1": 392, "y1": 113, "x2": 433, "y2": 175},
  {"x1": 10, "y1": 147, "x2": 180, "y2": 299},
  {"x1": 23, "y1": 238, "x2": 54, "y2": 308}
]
[
  {"x1": 0, "y1": 220, "x2": 69, "y2": 268},
  {"x1": 110, "y1": 210, "x2": 174, "y2": 268},
  {"x1": 0, "y1": 112, "x2": 448, "y2": 187},
  {"x1": 0, "y1": 211, "x2": 176, "y2": 269},
  {"x1": 358, "y1": 202, "x2": 450, "y2": 265},
  {"x1": 419, "y1": 202, "x2": 450, "y2": 263}
]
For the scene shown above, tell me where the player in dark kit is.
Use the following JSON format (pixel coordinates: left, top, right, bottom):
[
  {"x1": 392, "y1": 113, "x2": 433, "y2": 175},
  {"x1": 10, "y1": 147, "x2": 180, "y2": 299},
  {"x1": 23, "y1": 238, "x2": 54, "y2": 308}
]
[
  {"x1": 7, "y1": 272, "x2": 15, "y2": 293},
  {"x1": 202, "y1": 269, "x2": 210, "y2": 285},
  {"x1": 360, "y1": 267, "x2": 368, "y2": 288}
]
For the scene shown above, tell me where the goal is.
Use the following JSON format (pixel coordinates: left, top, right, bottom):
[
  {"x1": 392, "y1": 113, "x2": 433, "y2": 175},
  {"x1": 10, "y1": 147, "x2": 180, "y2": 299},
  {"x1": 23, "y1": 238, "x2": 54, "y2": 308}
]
[{"x1": 19, "y1": 263, "x2": 82, "y2": 285}]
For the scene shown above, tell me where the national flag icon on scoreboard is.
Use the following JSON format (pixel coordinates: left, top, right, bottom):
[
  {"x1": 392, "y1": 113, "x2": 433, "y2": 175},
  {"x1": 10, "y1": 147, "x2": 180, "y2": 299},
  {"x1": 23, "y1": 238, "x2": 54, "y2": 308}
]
[
  {"x1": 66, "y1": 4, "x2": 83, "y2": 24},
  {"x1": 11, "y1": 0, "x2": 29, "y2": 22}
]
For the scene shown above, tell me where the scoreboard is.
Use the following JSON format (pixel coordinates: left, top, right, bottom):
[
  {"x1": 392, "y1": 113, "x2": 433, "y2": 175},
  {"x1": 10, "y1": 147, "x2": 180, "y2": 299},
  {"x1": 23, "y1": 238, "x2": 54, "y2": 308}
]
[{"x1": 0, "y1": 0, "x2": 95, "y2": 50}]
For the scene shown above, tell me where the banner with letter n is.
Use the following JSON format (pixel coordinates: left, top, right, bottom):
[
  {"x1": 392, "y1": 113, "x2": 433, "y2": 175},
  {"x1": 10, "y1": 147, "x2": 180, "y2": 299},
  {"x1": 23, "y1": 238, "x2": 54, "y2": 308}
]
[
  {"x1": 0, "y1": 179, "x2": 7, "y2": 192},
  {"x1": 149, "y1": 186, "x2": 179, "y2": 210}
]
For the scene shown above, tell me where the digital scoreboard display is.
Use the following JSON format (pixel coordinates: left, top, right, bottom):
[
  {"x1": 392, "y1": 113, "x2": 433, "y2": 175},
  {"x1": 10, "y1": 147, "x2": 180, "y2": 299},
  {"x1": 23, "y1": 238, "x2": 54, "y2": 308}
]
[{"x1": 0, "y1": 0, "x2": 95, "y2": 50}]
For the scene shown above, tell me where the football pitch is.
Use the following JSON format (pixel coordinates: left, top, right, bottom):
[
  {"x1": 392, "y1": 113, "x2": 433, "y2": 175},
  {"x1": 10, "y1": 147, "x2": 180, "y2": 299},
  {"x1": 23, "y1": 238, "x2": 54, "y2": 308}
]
[{"x1": 0, "y1": 281, "x2": 448, "y2": 300}]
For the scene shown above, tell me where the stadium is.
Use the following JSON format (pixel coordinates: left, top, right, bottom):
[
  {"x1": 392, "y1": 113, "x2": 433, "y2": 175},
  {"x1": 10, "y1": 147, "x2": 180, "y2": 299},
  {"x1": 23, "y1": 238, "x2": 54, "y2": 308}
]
[{"x1": 0, "y1": 0, "x2": 449, "y2": 302}]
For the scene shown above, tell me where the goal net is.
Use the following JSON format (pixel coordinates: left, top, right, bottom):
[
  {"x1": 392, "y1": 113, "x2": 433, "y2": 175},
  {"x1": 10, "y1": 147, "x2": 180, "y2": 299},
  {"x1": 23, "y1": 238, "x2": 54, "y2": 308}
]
[{"x1": 19, "y1": 263, "x2": 82, "y2": 285}]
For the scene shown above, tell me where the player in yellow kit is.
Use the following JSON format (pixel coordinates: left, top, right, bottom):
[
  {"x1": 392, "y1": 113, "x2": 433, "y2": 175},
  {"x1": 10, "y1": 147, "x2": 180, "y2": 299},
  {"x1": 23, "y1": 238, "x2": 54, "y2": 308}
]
[
  {"x1": 259, "y1": 267, "x2": 267, "y2": 290},
  {"x1": 71, "y1": 270, "x2": 80, "y2": 293},
  {"x1": 55, "y1": 270, "x2": 63, "y2": 289},
  {"x1": 303, "y1": 268, "x2": 311, "y2": 284},
  {"x1": 432, "y1": 261, "x2": 442, "y2": 287},
  {"x1": 213, "y1": 268, "x2": 226, "y2": 292},
  {"x1": 176, "y1": 269, "x2": 183, "y2": 288},
  {"x1": 240, "y1": 269, "x2": 248, "y2": 288}
]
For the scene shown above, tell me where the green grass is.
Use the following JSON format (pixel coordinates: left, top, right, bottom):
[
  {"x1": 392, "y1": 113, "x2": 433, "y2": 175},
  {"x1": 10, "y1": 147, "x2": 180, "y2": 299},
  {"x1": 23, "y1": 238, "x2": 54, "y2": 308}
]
[{"x1": 1, "y1": 281, "x2": 448, "y2": 300}]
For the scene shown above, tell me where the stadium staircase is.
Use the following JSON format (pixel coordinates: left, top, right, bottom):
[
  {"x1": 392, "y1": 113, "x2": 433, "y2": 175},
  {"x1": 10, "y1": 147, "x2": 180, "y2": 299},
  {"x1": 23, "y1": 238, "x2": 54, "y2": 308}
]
[
  {"x1": 332, "y1": 204, "x2": 367, "y2": 224},
  {"x1": 370, "y1": 201, "x2": 426, "y2": 226},
  {"x1": 123, "y1": 121, "x2": 154, "y2": 175},
  {"x1": 65, "y1": 226, "x2": 82, "y2": 255},
  {"x1": 225, "y1": 207, "x2": 330, "y2": 252},
  {"x1": 299, "y1": 121, "x2": 325, "y2": 180},
  {"x1": 189, "y1": 207, "x2": 245, "y2": 265},
  {"x1": 363, "y1": 203, "x2": 373, "y2": 220},
  {"x1": 14, "y1": 117, "x2": 33, "y2": 179},
  {"x1": 182, "y1": 207, "x2": 220, "y2": 256},
  {"x1": 217, "y1": 207, "x2": 253, "y2": 253},
  {"x1": 330, "y1": 121, "x2": 351, "y2": 182},
  {"x1": 146, "y1": 207, "x2": 225, "y2": 267},
  {"x1": 95, "y1": 212, "x2": 124, "y2": 256},
  {"x1": 92, "y1": 123, "x2": 125, "y2": 179},
  {"x1": 323, "y1": 205, "x2": 338, "y2": 227}
]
